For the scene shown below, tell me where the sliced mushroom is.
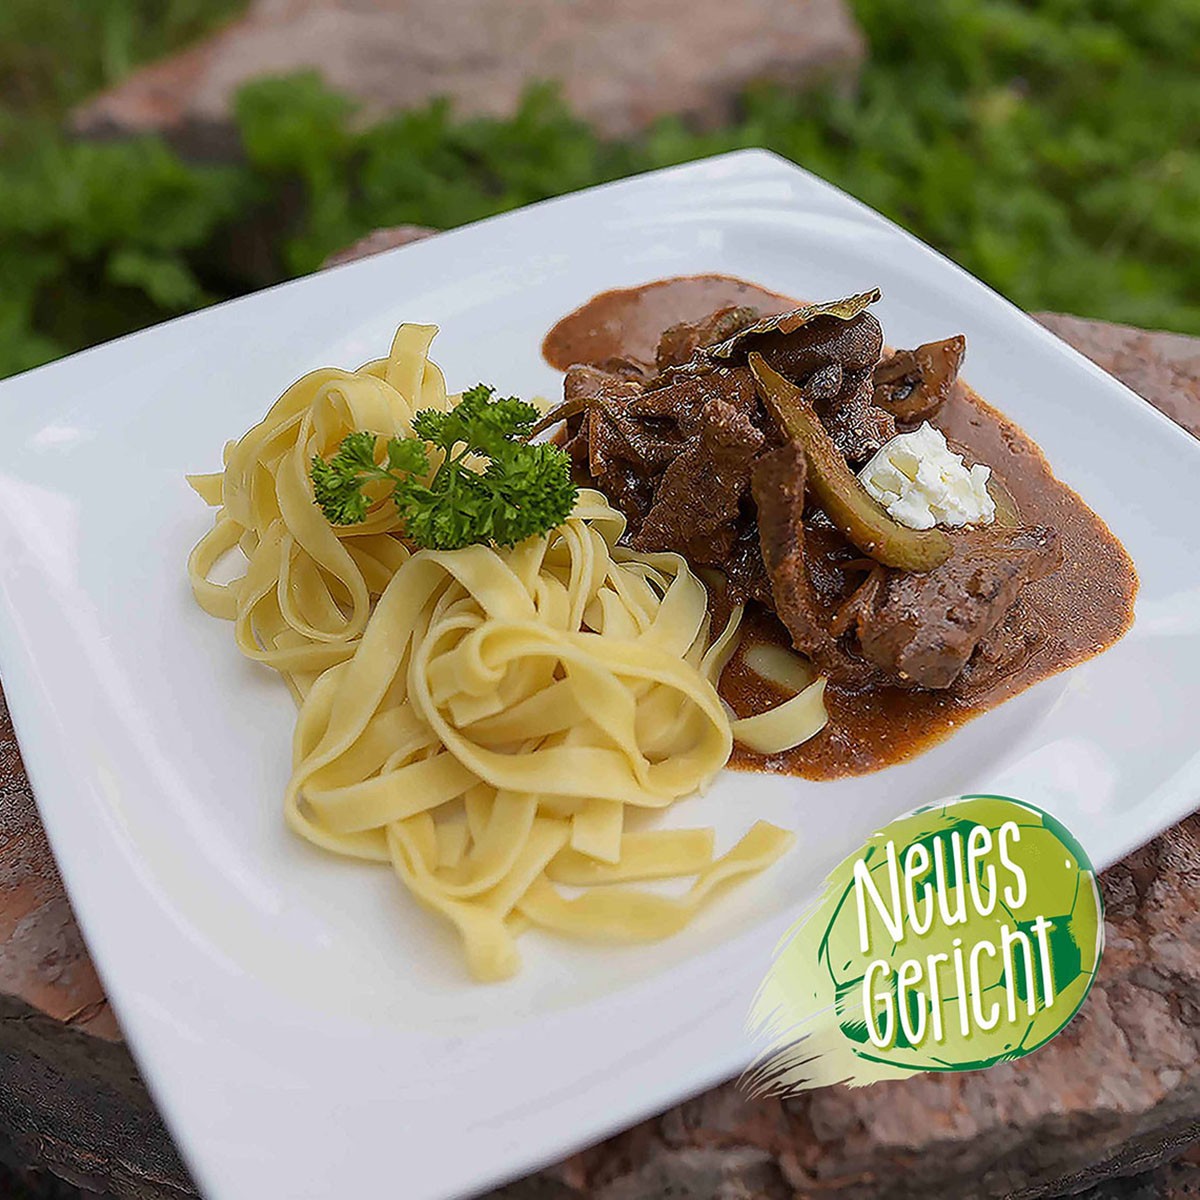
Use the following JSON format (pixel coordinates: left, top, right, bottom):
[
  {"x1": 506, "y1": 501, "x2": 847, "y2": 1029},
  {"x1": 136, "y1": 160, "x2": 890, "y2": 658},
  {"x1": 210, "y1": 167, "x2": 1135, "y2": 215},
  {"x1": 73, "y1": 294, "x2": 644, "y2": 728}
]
[{"x1": 873, "y1": 335, "x2": 967, "y2": 424}]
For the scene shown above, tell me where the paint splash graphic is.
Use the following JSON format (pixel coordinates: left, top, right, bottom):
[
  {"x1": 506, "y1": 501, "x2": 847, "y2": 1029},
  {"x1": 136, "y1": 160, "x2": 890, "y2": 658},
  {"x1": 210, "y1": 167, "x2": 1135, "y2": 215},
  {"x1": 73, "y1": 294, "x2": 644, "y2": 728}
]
[{"x1": 742, "y1": 796, "x2": 1103, "y2": 1097}]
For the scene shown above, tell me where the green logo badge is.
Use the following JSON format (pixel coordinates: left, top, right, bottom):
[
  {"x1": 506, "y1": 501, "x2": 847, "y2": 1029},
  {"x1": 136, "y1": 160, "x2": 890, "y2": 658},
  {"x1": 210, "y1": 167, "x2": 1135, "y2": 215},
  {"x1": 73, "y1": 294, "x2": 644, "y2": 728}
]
[{"x1": 744, "y1": 795, "x2": 1103, "y2": 1095}]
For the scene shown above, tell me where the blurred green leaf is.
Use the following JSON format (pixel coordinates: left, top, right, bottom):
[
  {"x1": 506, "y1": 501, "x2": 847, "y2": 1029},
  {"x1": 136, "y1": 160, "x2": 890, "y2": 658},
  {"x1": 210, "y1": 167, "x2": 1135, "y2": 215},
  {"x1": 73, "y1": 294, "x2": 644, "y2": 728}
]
[{"x1": 106, "y1": 247, "x2": 208, "y2": 310}]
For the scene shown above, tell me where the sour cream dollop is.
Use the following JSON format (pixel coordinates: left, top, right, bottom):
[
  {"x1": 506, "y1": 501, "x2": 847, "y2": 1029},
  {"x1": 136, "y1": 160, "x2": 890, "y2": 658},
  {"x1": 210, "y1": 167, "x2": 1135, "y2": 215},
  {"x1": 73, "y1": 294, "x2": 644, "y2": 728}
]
[{"x1": 857, "y1": 422, "x2": 995, "y2": 531}]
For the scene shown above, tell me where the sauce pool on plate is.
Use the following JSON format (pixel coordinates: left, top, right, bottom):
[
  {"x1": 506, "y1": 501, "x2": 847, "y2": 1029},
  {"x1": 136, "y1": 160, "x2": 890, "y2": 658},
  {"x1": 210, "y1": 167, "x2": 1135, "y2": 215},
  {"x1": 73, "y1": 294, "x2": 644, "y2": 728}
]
[{"x1": 543, "y1": 275, "x2": 796, "y2": 371}]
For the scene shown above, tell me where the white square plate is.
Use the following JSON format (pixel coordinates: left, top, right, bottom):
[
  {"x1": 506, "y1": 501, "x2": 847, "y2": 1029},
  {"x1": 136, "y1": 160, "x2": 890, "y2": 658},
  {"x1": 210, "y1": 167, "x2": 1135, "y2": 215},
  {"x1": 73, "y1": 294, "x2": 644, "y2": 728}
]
[{"x1": 0, "y1": 150, "x2": 1196, "y2": 1200}]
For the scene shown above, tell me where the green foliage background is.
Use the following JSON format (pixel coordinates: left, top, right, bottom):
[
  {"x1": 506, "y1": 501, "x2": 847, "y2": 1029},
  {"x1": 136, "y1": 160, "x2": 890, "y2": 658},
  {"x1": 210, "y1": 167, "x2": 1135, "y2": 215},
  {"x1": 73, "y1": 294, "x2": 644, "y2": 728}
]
[{"x1": 2, "y1": 0, "x2": 1199, "y2": 381}]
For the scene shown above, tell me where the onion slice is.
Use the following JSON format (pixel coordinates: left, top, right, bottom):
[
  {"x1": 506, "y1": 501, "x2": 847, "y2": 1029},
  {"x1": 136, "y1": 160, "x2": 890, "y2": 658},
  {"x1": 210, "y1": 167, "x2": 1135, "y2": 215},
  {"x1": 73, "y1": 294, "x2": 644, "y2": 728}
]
[{"x1": 732, "y1": 677, "x2": 828, "y2": 754}]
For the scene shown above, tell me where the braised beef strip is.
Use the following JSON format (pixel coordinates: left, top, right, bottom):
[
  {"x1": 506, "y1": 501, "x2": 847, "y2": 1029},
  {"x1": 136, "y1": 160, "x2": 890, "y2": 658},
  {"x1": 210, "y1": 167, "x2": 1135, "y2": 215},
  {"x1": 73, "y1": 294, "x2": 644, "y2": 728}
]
[
  {"x1": 847, "y1": 526, "x2": 1062, "y2": 689},
  {"x1": 750, "y1": 441, "x2": 884, "y2": 687}
]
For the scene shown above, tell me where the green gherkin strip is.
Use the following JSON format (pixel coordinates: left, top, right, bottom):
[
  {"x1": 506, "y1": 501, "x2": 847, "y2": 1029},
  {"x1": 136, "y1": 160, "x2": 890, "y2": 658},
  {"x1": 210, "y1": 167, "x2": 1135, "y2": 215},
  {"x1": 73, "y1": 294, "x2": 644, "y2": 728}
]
[{"x1": 748, "y1": 352, "x2": 952, "y2": 573}]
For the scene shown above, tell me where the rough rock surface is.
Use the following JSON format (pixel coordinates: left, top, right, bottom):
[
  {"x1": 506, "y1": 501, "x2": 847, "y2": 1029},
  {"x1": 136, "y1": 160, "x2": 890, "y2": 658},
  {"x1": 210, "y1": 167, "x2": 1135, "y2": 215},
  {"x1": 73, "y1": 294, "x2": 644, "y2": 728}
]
[
  {"x1": 322, "y1": 224, "x2": 439, "y2": 268},
  {"x1": 70, "y1": 0, "x2": 865, "y2": 156},
  {"x1": 0, "y1": 238, "x2": 1198, "y2": 1196},
  {"x1": 493, "y1": 825, "x2": 1200, "y2": 1200},
  {"x1": 0, "y1": 690, "x2": 190, "y2": 1198},
  {"x1": 1034, "y1": 312, "x2": 1200, "y2": 439}
]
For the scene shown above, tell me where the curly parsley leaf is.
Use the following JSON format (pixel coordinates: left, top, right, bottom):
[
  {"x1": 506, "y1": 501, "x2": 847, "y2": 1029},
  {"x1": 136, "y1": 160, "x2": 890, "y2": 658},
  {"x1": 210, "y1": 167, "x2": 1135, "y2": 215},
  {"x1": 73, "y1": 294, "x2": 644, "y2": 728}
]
[{"x1": 310, "y1": 383, "x2": 577, "y2": 550}]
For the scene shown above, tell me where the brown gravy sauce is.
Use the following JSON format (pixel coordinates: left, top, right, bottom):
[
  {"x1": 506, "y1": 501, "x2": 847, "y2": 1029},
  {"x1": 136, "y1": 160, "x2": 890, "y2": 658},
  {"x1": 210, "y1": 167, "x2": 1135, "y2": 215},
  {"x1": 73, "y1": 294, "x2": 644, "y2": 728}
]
[
  {"x1": 542, "y1": 274, "x2": 796, "y2": 370},
  {"x1": 544, "y1": 275, "x2": 1138, "y2": 780}
]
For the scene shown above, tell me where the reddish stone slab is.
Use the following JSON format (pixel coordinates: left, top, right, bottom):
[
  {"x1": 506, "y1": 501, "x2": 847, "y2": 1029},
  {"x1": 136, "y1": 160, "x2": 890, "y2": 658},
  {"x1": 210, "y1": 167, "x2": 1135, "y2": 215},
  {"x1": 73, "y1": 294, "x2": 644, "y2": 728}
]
[
  {"x1": 0, "y1": 256, "x2": 1196, "y2": 1195},
  {"x1": 70, "y1": 0, "x2": 864, "y2": 156},
  {"x1": 1035, "y1": 312, "x2": 1200, "y2": 440},
  {"x1": 322, "y1": 225, "x2": 440, "y2": 268}
]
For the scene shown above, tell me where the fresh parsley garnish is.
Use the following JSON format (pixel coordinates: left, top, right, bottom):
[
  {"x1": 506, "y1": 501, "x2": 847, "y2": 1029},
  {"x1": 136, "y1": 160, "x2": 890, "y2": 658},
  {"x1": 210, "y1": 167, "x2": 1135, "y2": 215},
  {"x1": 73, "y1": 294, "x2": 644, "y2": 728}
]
[{"x1": 310, "y1": 384, "x2": 578, "y2": 550}]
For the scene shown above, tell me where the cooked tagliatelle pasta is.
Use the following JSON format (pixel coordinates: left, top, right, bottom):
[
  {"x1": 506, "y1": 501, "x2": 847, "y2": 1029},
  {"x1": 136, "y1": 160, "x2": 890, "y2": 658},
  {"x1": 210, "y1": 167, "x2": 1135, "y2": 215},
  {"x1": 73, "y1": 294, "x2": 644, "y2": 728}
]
[
  {"x1": 187, "y1": 323, "x2": 827, "y2": 980},
  {"x1": 187, "y1": 323, "x2": 452, "y2": 699}
]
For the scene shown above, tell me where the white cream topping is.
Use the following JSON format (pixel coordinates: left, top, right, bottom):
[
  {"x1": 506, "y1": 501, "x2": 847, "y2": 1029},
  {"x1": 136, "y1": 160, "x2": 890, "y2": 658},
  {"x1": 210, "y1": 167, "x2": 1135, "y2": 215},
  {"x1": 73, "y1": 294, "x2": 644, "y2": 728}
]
[{"x1": 857, "y1": 421, "x2": 995, "y2": 531}]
